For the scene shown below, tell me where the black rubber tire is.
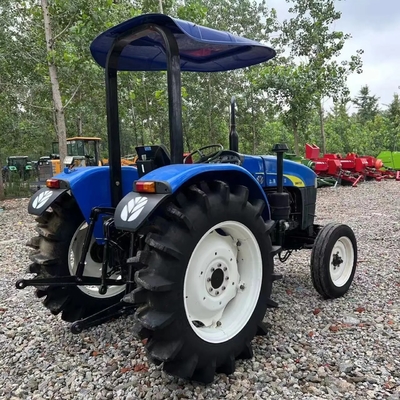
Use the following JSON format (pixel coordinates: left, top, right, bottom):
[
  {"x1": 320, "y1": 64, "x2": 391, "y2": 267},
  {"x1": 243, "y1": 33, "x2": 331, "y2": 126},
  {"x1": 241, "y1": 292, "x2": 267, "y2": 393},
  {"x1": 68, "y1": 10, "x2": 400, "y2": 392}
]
[
  {"x1": 310, "y1": 222, "x2": 357, "y2": 299},
  {"x1": 26, "y1": 193, "x2": 124, "y2": 322},
  {"x1": 132, "y1": 180, "x2": 274, "y2": 383}
]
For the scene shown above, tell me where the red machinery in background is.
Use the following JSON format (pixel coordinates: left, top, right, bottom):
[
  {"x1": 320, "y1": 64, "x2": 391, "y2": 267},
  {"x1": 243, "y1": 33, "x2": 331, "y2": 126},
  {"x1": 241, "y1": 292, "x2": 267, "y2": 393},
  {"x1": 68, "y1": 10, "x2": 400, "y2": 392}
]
[
  {"x1": 359, "y1": 155, "x2": 399, "y2": 180},
  {"x1": 305, "y1": 144, "x2": 398, "y2": 187},
  {"x1": 305, "y1": 144, "x2": 364, "y2": 187}
]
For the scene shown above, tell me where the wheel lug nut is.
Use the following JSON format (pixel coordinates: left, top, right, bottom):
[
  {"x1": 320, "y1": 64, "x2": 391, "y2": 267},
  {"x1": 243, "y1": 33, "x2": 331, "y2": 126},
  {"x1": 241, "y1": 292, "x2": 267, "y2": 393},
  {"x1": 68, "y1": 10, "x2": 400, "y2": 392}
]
[
  {"x1": 216, "y1": 321, "x2": 221, "y2": 327},
  {"x1": 207, "y1": 278, "x2": 211, "y2": 282},
  {"x1": 211, "y1": 267, "x2": 215, "y2": 272},
  {"x1": 217, "y1": 263, "x2": 221, "y2": 267},
  {"x1": 209, "y1": 288, "x2": 213, "y2": 292},
  {"x1": 222, "y1": 286, "x2": 225, "y2": 290},
  {"x1": 223, "y1": 267, "x2": 227, "y2": 271},
  {"x1": 225, "y1": 276, "x2": 229, "y2": 281},
  {"x1": 215, "y1": 291, "x2": 219, "y2": 295}
]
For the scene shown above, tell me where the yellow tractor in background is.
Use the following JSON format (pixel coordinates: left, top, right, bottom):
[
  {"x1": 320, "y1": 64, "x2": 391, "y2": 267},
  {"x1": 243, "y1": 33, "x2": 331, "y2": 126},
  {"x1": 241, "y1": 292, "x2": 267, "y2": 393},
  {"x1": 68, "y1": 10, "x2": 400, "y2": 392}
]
[{"x1": 32, "y1": 137, "x2": 137, "y2": 192}]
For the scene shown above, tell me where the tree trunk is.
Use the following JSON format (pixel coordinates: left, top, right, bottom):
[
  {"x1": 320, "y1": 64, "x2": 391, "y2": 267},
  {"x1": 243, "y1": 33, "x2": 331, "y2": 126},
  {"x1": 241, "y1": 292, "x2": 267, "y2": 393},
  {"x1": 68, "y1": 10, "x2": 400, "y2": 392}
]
[
  {"x1": 41, "y1": 0, "x2": 67, "y2": 165},
  {"x1": 318, "y1": 100, "x2": 326, "y2": 154},
  {"x1": 293, "y1": 123, "x2": 299, "y2": 156},
  {"x1": 158, "y1": 0, "x2": 164, "y2": 13}
]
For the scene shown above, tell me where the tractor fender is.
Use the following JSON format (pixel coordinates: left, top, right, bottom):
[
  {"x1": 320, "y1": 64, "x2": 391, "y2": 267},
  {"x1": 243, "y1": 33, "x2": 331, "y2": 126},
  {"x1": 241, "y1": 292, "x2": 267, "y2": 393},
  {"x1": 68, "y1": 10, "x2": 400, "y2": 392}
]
[
  {"x1": 114, "y1": 163, "x2": 270, "y2": 232},
  {"x1": 28, "y1": 187, "x2": 68, "y2": 215},
  {"x1": 27, "y1": 166, "x2": 139, "y2": 240}
]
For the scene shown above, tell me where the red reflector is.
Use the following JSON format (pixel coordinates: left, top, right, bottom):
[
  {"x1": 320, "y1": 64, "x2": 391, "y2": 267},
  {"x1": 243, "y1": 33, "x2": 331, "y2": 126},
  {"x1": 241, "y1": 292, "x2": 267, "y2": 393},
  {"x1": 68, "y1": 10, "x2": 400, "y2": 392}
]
[{"x1": 46, "y1": 179, "x2": 60, "y2": 189}]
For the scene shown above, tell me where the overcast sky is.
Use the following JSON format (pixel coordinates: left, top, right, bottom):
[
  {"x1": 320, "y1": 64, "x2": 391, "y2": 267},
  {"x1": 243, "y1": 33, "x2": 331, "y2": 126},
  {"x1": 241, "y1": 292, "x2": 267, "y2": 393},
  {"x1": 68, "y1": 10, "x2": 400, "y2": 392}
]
[{"x1": 266, "y1": 0, "x2": 399, "y2": 111}]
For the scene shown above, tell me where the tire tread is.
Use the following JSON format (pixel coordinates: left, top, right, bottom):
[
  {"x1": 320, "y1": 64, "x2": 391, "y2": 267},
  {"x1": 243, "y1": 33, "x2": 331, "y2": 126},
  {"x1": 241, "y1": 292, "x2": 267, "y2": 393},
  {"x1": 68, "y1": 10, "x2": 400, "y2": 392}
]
[
  {"x1": 132, "y1": 180, "x2": 274, "y2": 383},
  {"x1": 26, "y1": 195, "x2": 124, "y2": 322},
  {"x1": 310, "y1": 222, "x2": 357, "y2": 299}
]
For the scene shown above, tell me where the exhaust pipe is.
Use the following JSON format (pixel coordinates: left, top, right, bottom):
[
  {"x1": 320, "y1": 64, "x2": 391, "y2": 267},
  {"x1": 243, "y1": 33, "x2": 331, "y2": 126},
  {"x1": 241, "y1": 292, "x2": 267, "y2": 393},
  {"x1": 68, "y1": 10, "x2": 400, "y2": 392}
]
[{"x1": 229, "y1": 96, "x2": 239, "y2": 152}]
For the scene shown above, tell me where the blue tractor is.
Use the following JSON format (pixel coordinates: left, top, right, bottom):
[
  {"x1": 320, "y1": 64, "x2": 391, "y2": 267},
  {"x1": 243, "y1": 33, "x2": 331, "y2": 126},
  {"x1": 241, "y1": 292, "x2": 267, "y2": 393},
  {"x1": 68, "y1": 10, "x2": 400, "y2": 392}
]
[{"x1": 18, "y1": 14, "x2": 357, "y2": 383}]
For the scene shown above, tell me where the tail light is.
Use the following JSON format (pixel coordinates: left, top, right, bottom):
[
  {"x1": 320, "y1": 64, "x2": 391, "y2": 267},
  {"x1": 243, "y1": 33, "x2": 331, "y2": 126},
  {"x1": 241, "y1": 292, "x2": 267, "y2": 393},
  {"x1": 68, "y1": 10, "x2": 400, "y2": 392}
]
[
  {"x1": 135, "y1": 181, "x2": 156, "y2": 193},
  {"x1": 46, "y1": 179, "x2": 60, "y2": 189}
]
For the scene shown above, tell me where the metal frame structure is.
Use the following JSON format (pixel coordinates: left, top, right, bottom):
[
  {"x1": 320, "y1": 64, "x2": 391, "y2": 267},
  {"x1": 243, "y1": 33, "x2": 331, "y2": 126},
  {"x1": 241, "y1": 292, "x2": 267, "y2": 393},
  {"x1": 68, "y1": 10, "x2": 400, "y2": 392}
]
[{"x1": 104, "y1": 24, "x2": 184, "y2": 206}]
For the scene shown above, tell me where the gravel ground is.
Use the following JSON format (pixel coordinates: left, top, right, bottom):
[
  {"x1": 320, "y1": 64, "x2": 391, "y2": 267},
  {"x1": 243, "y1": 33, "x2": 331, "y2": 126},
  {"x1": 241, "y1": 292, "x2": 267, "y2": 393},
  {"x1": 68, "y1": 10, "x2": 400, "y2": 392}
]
[{"x1": 0, "y1": 180, "x2": 399, "y2": 400}]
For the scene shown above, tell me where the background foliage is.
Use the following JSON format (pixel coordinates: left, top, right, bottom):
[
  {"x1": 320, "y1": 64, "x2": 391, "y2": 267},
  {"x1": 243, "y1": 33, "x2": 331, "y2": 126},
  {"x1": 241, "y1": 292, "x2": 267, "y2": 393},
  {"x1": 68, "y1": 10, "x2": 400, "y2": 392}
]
[{"x1": 0, "y1": 0, "x2": 399, "y2": 165}]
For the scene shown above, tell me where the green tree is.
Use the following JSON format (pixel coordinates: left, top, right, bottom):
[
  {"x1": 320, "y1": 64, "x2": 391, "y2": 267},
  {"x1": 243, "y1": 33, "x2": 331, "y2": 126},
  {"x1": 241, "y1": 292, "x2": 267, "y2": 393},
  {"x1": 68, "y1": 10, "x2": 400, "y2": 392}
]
[
  {"x1": 3, "y1": 0, "x2": 398, "y2": 167},
  {"x1": 258, "y1": 63, "x2": 316, "y2": 155},
  {"x1": 281, "y1": 0, "x2": 364, "y2": 153},
  {"x1": 176, "y1": 0, "x2": 279, "y2": 151},
  {"x1": 324, "y1": 101, "x2": 353, "y2": 153},
  {"x1": 352, "y1": 85, "x2": 380, "y2": 124},
  {"x1": 384, "y1": 93, "x2": 400, "y2": 150}
]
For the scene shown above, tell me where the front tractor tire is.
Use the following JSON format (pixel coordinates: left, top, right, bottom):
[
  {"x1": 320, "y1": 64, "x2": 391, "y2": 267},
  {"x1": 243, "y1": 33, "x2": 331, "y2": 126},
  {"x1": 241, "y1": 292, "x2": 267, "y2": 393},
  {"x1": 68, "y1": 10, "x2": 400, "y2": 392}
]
[
  {"x1": 310, "y1": 223, "x2": 357, "y2": 299},
  {"x1": 26, "y1": 195, "x2": 125, "y2": 322},
  {"x1": 133, "y1": 180, "x2": 274, "y2": 383}
]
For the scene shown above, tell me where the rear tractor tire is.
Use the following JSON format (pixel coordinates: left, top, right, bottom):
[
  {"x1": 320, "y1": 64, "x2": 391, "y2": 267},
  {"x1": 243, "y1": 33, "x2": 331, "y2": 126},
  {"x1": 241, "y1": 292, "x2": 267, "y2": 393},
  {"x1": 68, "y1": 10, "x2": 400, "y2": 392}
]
[
  {"x1": 26, "y1": 195, "x2": 125, "y2": 322},
  {"x1": 310, "y1": 223, "x2": 357, "y2": 299},
  {"x1": 132, "y1": 180, "x2": 275, "y2": 383}
]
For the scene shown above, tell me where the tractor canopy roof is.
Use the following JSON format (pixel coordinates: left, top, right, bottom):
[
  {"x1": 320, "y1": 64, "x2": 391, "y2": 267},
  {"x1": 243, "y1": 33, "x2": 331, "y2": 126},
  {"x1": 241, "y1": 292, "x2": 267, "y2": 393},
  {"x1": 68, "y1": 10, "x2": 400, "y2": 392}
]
[{"x1": 90, "y1": 13, "x2": 276, "y2": 72}]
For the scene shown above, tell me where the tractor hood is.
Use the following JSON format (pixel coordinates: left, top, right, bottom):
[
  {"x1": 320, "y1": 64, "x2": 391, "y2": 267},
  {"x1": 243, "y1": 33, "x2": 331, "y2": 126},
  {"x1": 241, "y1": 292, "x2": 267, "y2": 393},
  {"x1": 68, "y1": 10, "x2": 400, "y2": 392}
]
[
  {"x1": 90, "y1": 13, "x2": 276, "y2": 72},
  {"x1": 262, "y1": 155, "x2": 317, "y2": 188}
]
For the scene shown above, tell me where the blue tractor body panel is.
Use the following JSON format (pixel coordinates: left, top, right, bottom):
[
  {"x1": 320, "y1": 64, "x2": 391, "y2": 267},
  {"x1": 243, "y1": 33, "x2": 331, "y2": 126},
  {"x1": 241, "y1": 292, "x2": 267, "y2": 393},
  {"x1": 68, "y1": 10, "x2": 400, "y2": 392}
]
[
  {"x1": 240, "y1": 155, "x2": 317, "y2": 188},
  {"x1": 262, "y1": 156, "x2": 317, "y2": 188},
  {"x1": 137, "y1": 162, "x2": 269, "y2": 195},
  {"x1": 132, "y1": 162, "x2": 272, "y2": 220},
  {"x1": 138, "y1": 156, "x2": 316, "y2": 191},
  {"x1": 114, "y1": 162, "x2": 272, "y2": 232},
  {"x1": 55, "y1": 166, "x2": 138, "y2": 218},
  {"x1": 112, "y1": 155, "x2": 317, "y2": 233},
  {"x1": 55, "y1": 166, "x2": 139, "y2": 240}
]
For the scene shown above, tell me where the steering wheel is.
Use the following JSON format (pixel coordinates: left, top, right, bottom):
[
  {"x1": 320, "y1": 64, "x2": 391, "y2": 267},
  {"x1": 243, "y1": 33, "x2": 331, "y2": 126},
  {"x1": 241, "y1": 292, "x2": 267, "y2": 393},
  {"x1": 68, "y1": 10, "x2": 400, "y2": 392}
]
[{"x1": 184, "y1": 144, "x2": 224, "y2": 164}]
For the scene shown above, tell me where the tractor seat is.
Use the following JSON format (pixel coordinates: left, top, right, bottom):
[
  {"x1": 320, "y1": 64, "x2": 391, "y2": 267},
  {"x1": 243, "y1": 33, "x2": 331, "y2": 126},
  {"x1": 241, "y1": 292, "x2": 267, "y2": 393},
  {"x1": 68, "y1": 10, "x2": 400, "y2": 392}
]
[{"x1": 135, "y1": 144, "x2": 171, "y2": 178}]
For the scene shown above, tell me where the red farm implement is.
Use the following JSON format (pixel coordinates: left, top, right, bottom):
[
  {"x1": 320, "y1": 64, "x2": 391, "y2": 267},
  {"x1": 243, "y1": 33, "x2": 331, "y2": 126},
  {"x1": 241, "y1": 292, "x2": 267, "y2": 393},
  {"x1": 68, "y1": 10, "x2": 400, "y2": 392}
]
[
  {"x1": 304, "y1": 144, "x2": 400, "y2": 186},
  {"x1": 305, "y1": 144, "x2": 364, "y2": 187},
  {"x1": 345, "y1": 153, "x2": 398, "y2": 181}
]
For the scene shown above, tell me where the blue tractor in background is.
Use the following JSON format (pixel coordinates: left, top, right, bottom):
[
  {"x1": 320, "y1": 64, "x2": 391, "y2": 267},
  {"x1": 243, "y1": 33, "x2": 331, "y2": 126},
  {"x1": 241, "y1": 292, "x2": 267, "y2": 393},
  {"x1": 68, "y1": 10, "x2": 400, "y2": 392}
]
[{"x1": 17, "y1": 14, "x2": 357, "y2": 383}]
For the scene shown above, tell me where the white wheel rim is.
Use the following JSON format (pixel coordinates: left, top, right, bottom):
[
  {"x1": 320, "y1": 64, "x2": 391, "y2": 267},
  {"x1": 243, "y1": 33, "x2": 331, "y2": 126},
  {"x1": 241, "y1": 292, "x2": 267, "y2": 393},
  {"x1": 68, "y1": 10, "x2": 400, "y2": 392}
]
[
  {"x1": 68, "y1": 222, "x2": 124, "y2": 298},
  {"x1": 183, "y1": 221, "x2": 263, "y2": 344},
  {"x1": 329, "y1": 236, "x2": 354, "y2": 287}
]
